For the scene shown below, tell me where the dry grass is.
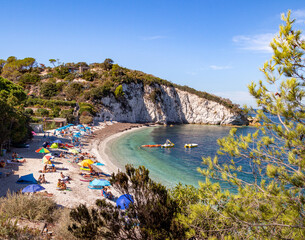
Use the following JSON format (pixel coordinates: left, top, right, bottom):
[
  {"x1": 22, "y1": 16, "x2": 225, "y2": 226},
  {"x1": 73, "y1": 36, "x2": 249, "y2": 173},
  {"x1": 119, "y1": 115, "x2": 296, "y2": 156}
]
[
  {"x1": 53, "y1": 208, "x2": 78, "y2": 240},
  {"x1": 0, "y1": 190, "x2": 59, "y2": 223},
  {"x1": 0, "y1": 213, "x2": 41, "y2": 239}
]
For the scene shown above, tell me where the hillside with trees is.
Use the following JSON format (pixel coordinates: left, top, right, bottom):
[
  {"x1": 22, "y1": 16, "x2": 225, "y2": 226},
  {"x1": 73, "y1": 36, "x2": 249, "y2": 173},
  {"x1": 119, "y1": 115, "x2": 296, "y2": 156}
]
[{"x1": 0, "y1": 57, "x2": 242, "y2": 127}]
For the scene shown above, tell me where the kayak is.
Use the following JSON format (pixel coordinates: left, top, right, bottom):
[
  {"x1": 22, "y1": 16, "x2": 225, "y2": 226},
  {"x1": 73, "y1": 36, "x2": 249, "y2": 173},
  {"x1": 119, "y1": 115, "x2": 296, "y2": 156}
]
[
  {"x1": 161, "y1": 144, "x2": 174, "y2": 148},
  {"x1": 184, "y1": 144, "x2": 198, "y2": 148},
  {"x1": 161, "y1": 139, "x2": 174, "y2": 148},
  {"x1": 141, "y1": 144, "x2": 161, "y2": 147}
]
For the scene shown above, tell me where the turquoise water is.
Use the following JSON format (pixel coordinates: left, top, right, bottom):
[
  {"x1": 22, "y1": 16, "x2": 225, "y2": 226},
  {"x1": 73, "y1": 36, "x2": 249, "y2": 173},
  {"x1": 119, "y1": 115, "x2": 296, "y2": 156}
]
[{"x1": 108, "y1": 125, "x2": 255, "y2": 189}]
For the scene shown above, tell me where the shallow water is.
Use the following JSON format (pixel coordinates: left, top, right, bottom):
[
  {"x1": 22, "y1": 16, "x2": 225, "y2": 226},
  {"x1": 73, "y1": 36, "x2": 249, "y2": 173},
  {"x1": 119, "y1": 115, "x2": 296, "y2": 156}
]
[{"x1": 108, "y1": 124, "x2": 256, "y2": 189}]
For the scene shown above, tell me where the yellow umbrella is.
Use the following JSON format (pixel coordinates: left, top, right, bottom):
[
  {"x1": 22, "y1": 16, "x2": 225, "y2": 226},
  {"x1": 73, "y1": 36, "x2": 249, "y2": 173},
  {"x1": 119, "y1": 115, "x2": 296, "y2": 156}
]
[{"x1": 78, "y1": 159, "x2": 94, "y2": 168}]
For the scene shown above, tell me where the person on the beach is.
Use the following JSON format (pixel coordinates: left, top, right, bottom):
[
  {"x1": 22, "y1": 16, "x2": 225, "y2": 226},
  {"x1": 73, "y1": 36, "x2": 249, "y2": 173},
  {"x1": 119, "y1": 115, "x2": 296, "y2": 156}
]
[
  {"x1": 57, "y1": 179, "x2": 66, "y2": 190},
  {"x1": 61, "y1": 172, "x2": 71, "y2": 183},
  {"x1": 38, "y1": 175, "x2": 42, "y2": 183},
  {"x1": 61, "y1": 181, "x2": 67, "y2": 190},
  {"x1": 51, "y1": 166, "x2": 56, "y2": 172},
  {"x1": 41, "y1": 174, "x2": 46, "y2": 183}
]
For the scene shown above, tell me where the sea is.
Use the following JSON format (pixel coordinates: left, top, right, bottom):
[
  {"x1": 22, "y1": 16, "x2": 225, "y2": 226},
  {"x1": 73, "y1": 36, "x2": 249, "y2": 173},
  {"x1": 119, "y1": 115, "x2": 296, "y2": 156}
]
[{"x1": 107, "y1": 124, "x2": 257, "y2": 190}]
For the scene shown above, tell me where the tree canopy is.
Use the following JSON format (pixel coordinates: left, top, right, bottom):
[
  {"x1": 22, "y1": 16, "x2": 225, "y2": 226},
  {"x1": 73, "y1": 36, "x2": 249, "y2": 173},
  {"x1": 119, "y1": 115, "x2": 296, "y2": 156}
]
[
  {"x1": 177, "y1": 10, "x2": 305, "y2": 239},
  {"x1": 0, "y1": 77, "x2": 31, "y2": 147}
]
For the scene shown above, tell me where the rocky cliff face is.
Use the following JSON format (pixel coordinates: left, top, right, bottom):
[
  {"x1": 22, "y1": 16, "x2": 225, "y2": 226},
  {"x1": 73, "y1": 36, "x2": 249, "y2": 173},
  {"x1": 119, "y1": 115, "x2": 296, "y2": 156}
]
[{"x1": 94, "y1": 83, "x2": 248, "y2": 125}]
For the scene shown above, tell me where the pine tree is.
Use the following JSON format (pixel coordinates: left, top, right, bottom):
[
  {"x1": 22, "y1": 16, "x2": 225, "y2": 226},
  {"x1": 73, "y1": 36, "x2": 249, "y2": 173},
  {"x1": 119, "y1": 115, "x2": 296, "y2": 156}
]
[{"x1": 181, "y1": 11, "x2": 305, "y2": 239}]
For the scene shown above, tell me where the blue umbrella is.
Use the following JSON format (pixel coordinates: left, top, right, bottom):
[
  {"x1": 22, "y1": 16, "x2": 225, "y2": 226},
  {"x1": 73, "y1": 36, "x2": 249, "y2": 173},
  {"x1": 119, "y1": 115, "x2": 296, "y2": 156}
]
[
  {"x1": 89, "y1": 179, "x2": 110, "y2": 187},
  {"x1": 22, "y1": 184, "x2": 45, "y2": 193},
  {"x1": 116, "y1": 194, "x2": 134, "y2": 210},
  {"x1": 52, "y1": 140, "x2": 62, "y2": 144}
]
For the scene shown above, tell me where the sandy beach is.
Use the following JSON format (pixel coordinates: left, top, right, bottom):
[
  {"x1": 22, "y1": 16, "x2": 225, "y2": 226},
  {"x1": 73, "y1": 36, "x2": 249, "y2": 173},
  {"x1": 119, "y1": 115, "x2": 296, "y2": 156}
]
[{"x1": 0, "y1": 122, "x2": 147, "y2": 208}]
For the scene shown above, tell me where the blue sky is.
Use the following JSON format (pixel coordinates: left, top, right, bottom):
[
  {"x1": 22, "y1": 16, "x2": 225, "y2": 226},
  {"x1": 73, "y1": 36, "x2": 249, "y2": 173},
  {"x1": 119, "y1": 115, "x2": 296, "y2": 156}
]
[{"x1": 1, "y1": 0, "x2": 305, "y2": 106}]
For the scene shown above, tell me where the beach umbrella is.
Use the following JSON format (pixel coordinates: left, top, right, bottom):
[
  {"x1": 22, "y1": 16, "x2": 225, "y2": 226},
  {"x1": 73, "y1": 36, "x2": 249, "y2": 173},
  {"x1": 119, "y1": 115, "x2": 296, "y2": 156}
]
[
  {"x1": 35, "y1": 147, "x2": 50, "y2": 154},
  {"x1": 52, "y1": 140, "x2": 62, "y2": 144},
  {"x1": 116, "y1": 194, "x2": 134, "y2": 210},
  {"x1": 50, "y1": 143, "x2": 58, "y2": 149},
  {"x1": 69, "y1": 149, "x2": 79, "y2": 154},
  {"x1": 78, "y1": 159, "x2": 94, "y2": 168},
  {"x1": 42, "y1": 155, "x2": 52, "y2": 163},
  {"x1": 93, "y1": 162, "x2": 105, "y2": 166},
  {"x1": 89, "y1": 179, "x2": 111, "y2": 187},
  {"x1": 22, "y1": 184, "x2": 45, "y2": 193}
]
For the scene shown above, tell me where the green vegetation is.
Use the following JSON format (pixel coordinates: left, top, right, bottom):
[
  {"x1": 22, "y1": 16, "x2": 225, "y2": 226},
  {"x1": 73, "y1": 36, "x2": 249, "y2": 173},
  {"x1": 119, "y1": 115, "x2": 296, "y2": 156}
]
[
  {"x1": 36, "y1": 108, "x2": 49, "y2": 117},
  {"x1": 114, "y1": 84, "x2": 124, "y2": 98},
  {"x1": 1, "y1": 10, "x2": 304, "y2": 240},
  {"x1": 149, "y1": 88, "x2": 162, "y2": 104},
  {"x1": 68, "y1": 165, "x2": 185, "y2": 239},
  {"x1": 179, "y1": 11, "x2": 305, "y2": 239},
  {"x1": 0, "y1": 53, "x2": 241, "y2": 116},
  {"x1": 0, "y1": 76, "x2": 31, "y2": 148}
]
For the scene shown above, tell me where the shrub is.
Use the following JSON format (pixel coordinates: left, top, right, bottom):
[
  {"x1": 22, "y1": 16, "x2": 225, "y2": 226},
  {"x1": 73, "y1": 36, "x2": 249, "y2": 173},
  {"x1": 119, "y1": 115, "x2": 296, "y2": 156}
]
[
  {"x1": 0, "y1": 214, "x2": 40, "y2": 239},
  {"x1": 149, "y1": 88, "x2": 162, "y2": 104},
  {"x1": 114, "y1": 84, "x2": 124, "y2": 98},
  {"x1": 79, "y1": 102, "x2": 95, "y2": 115},
  {"x1": 64, "y1": 73, "x2": 75, "y2": 82},
  {"x1": 30, "y1": 117, "x2": 41, "y2": 123},
  {"x1": 40, "y1": 82, "x2": 58, "y2": 98},
  {"x1": 24, "y1": 108, "x2": 34, "y2": 115},
  {"x1": 79, "y1": 115, "x2": 93, "y2": 124},
  {"x1": 64, "y1": 83, "x2": 83, "y2": 101},
  {"x1": 82, "y1": 71, "x2": 98, "y2": 81},
  {"x1": 26, "y1": 97, "x2": 76, "y2": 108},
  {"x1": 36, "y1": 108, "x2": 49, "y2": 117},
  {"x1": 19, "y1": 72, "x2": 40, "y2": 85},
  {"x1": 60, "y1": 109, "x2": 75, "y2": 123},
  {"x1": 53, "y1": 66, "x2": 70, "y2": 79},
  {"x1": 56, "y1": 81, "x2": 67, "y2": 92},
  {"x1": 53, "y1": 208, "x2": 78, "y2": 240},
  {"x1": 50, "y1": 106, "x2": 61, "y2": 117}
]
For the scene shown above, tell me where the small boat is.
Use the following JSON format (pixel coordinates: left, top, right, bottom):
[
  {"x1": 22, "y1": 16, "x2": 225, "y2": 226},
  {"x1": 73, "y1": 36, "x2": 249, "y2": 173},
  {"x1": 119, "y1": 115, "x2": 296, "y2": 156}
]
[
  {"x1": 141, "y1": 144, "x2": 161, "y2": 148},
  {"x1": 161, "y1": 139, "x2": 174, "y2": 148},
  {"x1": 184, "y1": 144, "x2": 198, "y2": 148}
]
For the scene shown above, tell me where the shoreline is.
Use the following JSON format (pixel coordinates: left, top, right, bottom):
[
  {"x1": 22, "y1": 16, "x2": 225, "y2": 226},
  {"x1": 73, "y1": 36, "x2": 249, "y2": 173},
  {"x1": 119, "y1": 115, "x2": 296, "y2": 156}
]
[
  {"x1": 93, "y1": 125, "x2": 154, "y2": 174},
  {"x1": 86, "y1": 123, "x2": 152, "y2": 175},
  {"x1": 0, "y1": 122, "x2": 151, "y2": 208}
]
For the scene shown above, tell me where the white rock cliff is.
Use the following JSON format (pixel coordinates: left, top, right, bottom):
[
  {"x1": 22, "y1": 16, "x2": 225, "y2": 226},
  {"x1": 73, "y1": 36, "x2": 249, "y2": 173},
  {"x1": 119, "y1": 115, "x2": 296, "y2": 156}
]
[{"x1": 94, "y1": 83, "x2": 247, "y2": 125}]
